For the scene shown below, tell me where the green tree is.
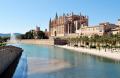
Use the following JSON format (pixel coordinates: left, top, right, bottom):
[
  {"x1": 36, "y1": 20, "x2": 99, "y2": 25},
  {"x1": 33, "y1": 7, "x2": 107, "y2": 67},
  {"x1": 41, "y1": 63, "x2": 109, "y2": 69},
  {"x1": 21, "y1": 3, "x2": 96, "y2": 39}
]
[
  {"x1": 37, "y1": 31, "x2": 45, "y2": 39},
  {"x1": 25, "y1": 31, "x2": 34, "y2": 39}
]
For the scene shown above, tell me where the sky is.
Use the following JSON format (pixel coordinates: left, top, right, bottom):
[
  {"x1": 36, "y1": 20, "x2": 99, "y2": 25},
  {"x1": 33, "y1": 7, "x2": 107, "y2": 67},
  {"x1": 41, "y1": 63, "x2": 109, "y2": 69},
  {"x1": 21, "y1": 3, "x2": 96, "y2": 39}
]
[{"x1": 0, "y1": 0, "x2": 120, "y2": 34}]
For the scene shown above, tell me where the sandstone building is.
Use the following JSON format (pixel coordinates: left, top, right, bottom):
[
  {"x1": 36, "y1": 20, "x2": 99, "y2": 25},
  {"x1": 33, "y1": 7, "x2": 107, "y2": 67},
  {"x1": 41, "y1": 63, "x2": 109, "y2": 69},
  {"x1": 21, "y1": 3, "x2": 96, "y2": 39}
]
[
  {"x1": 111, "y1": 19, "x2": 120, "y2": 34},
  {"x1": 49, "y1": 12, "x2": 120, "y2": 38},
  {"x1": 49, "y1": 13, "x2": 88, "y2": 37},
  {"x1": 33, "y1": 26, "x2": 40, "y2": 39},
  {"x1": 76, "y1": 22, "x2": 118, "y2": 37}
]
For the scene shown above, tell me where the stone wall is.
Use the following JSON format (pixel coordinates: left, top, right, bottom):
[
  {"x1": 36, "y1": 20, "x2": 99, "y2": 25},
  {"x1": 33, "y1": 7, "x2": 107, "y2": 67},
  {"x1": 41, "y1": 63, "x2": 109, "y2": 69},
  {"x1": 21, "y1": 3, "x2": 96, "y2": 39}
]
[
  {"x1": 54, "y1": 38, "x2": 67, "y2": 45},
  {"x1": 0, "y1": 46, "x2": 23, "y2": 76},
  {"x1": 20, "y1": 39, "x2": 54, "y2": 45},
  {"x1": 65, "y1": 33, "x2": 79, "y2": 38}
]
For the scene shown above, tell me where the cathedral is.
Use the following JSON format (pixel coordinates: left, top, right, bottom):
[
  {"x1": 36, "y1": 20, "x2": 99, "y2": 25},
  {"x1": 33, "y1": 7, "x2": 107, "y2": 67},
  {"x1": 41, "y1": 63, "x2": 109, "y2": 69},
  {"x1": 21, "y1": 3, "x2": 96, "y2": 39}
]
[{"x1": 49, "y1": 12, "x2": 89, "y2": 37}]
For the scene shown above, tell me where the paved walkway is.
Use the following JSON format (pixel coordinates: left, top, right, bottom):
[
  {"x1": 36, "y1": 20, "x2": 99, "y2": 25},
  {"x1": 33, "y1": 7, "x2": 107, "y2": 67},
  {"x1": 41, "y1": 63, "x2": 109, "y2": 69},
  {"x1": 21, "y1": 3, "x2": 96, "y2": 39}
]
[{"x1": 56, "y1": 45, "x2": 120, "y2": 61}]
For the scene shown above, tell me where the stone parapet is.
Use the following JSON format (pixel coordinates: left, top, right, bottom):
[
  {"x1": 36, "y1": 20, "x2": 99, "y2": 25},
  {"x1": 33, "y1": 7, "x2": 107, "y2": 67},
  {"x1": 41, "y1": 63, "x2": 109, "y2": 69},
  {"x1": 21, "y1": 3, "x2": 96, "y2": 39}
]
[
  {"x1": 19, "y1": 39, "x2": 54, "y2": 45},
  {"x1": 0, "y1": 46, "x2": 23, "y2": 76}
]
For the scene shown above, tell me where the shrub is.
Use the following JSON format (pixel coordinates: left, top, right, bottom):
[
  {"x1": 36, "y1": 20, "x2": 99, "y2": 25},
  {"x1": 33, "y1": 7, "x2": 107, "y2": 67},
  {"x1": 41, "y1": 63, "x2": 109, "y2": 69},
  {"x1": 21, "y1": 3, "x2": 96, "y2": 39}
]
[
  {"x1": 90, "y1": 45, "x2": 96, "y2": 48},
  {"x1": 80, "y1": 45, "x2": 85, "y2": 47},
  {"x1": 0, "y1": 43, "x2": 6, "y2": 46}
]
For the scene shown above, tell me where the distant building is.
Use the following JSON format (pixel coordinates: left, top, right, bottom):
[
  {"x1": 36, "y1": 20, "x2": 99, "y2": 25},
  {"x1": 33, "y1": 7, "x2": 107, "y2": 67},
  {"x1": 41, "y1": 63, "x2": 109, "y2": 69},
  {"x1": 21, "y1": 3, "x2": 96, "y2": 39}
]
[
  {"x1": 112, "y1": 27, "x2": 120, "y2": 35},
  {"x1": 33, "y1": 26, "x2": 40, "y2": 39},
  {"x1": 49, "y1": 12, "x2": 88, "y2": 37},
  {"x1": 111, "y1": 19, "x2": 120, "y2": 34},
  {"x1": 35, "y1": 26, "x2": 40, "y2": 32},
  {"x1": 76, "y1": 22, "x2": 117, "y2": 37},
  {"x1": 29, "y1": 26, "x2": 49, "y2": 39},
  {"x1": 116, "y1": 19, "x2": 120, "y2": 26}
]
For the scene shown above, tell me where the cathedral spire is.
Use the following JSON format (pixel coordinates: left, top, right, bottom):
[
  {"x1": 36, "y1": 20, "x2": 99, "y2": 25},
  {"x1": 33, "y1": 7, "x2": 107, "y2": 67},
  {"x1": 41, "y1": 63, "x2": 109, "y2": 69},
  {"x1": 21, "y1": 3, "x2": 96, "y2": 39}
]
[
  {"x1": 80, "y1": 12, "x2": 82, "y2": 16},
  {"x1": 63, "y1": 13, "x2": 65, "y2": 16},
  {"x1": 49, "y1": 18, "x2": 51, "y2": 26},
  {"x1": 49, "y1": 18, "x2": 51, "y2": 31},
  {"x1": 72, "y1": 12, "x2": 74, "y2": 16},
  {"x1": 55, "y1": 12, "x2": 58, "y2": 19}
]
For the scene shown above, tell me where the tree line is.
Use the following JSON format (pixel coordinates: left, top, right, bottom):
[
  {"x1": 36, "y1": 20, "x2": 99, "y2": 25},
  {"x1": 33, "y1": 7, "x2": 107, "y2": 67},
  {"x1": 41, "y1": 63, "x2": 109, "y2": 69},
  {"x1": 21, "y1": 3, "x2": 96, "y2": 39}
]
[
  {"x1": 64, "y1": 34, "x2": 120, "y2": 50},
  {"x1": 17, "y1": 30, "x2": 48, "y2": 39},
  {"x1": 0, "y1": 36, "x2": 9, "y2": 46}
]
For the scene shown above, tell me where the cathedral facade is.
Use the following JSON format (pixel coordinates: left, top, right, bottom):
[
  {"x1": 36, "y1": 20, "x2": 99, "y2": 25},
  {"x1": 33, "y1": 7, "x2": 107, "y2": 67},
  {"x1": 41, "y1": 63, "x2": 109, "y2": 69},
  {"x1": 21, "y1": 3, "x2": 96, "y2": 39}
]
[{"x1": 49, "y1": 13, "x2": 89, "y2": 37}]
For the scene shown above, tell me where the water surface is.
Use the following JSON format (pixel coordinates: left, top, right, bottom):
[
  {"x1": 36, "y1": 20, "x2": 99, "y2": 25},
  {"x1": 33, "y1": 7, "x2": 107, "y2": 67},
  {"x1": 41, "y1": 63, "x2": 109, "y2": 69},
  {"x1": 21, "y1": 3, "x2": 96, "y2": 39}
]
[{"x1": 14, "y1": 44, "x2": 120, "y2": 78}]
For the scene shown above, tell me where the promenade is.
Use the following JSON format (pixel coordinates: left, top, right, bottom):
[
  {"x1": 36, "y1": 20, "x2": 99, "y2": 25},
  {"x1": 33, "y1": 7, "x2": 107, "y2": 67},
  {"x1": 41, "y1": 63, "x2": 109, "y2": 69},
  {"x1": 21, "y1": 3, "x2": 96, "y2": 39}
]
[{"x1": 56, "y1": 45, "x2": 120, "y2": 61}]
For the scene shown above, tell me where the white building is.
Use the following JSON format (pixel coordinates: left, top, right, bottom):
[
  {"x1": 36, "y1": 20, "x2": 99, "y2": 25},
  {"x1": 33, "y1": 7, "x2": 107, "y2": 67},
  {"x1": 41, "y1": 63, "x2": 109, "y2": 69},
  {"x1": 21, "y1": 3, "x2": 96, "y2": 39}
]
[
  {"x1": 76, "y1": 22, "x2": 117, "y2": 37},
  {"x1": 116, "y1": 19, "x2": 120, "y2": 26}
]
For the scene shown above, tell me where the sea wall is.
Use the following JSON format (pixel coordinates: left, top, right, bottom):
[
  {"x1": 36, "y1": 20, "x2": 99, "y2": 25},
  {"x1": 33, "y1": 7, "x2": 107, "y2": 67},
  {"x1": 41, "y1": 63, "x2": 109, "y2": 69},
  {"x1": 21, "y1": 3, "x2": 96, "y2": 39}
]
[
  {"x1": 19, "y1": 39, "x2": 54, "y2": 45},
  {"x1": 0, "y1": 46, "x2": 23, "y2": 76}
]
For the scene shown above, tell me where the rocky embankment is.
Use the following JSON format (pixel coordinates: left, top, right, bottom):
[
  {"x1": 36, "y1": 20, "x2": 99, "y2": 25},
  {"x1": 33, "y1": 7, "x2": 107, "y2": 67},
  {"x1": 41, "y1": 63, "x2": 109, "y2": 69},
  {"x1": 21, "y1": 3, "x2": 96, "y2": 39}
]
[{"x1": 0, "y1": 46, "x2": 23, "y2": 76}]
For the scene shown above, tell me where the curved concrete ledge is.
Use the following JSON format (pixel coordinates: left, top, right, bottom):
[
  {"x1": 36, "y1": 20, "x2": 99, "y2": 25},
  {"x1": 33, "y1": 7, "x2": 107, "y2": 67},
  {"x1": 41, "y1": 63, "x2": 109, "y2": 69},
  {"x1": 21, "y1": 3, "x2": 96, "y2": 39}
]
[
  {"x1": 12, "y1": 53, "x2": 27, "y2": 78},
  {"x1": 0, "y1": 46, "x2": 23, "y2": 76}
]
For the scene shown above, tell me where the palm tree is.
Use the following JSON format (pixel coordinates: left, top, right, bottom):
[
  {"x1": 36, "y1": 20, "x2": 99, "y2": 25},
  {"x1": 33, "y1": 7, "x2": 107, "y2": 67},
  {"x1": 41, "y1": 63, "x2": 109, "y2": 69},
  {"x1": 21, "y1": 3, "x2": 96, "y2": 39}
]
[
  {"x1": 78, "y1": 36, "x2": 82, "y2": 46},
  {"x1": 66, "y1": 38, "x2": 71, "y2": 46},
  {"x1": 83, "y1": 36, "x2": 89, "y2": 48}
]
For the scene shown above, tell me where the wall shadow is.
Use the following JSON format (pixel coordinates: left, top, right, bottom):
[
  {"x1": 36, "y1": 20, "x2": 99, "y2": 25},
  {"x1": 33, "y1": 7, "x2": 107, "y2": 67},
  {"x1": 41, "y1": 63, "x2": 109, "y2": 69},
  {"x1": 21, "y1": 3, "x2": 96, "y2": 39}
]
[{"x1": 0, "y1": 52, "x2": 22, "y2": 78}]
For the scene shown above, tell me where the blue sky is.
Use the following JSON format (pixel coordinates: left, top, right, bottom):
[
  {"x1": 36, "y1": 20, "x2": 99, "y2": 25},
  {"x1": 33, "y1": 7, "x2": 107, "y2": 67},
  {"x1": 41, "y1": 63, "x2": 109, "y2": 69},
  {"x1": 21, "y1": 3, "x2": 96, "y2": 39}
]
[{"x1": 0, "y1": 0, "x2": 120, "y2": 33}]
